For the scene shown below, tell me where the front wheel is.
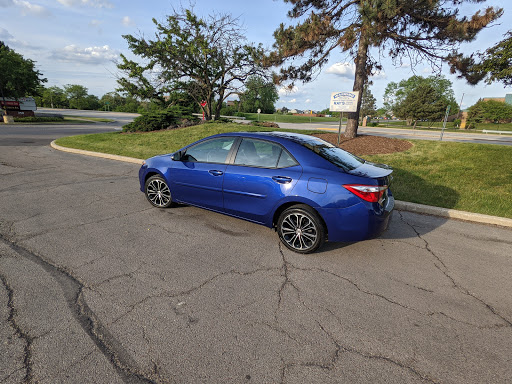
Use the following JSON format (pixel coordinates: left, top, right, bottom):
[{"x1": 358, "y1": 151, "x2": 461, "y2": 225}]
[
  {"x1": 144, "y1": 175, "x2": 175, "y2": 208},
  {"x1": 277, "y1": 205, "x2": 325, "y2": 254}
]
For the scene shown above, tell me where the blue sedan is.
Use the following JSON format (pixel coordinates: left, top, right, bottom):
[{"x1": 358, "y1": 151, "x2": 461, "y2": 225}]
[{"x1": 139, "y1": 132, "x2": 394, "y2": 253}]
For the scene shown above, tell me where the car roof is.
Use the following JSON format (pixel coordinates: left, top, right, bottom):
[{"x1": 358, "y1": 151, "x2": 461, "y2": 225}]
[{"x1": 215, "y1": 131, "x2": 325, "y2": 146}]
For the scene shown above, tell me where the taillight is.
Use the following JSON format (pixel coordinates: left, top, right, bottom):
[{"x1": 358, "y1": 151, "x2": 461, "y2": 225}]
[{"x1": 343, "y1": 184, "x2": 388, "y2": 203}]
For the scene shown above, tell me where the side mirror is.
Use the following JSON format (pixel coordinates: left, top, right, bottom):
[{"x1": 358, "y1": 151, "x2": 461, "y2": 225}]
[{"x1": 171, "y1": 151, "x2": 183, "y2": 161}]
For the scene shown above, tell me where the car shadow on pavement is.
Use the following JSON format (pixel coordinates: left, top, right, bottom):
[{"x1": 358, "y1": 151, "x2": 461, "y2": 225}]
[{"x1": 318, "y1": 169, "x2": 460, "y2": 252}]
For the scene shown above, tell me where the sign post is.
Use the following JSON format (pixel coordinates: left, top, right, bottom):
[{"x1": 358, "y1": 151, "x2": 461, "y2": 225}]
[
  {"x1": 257, "y1": 108, "x2": 261, "y2": 121},
  {"x1": 440, "y1": 104, "x2": 451, "y2": 141},
  {"x1": 200, "y1": 100, "x2": 207, "y2": 121},
  {"x1": 329, "y1": 91, "x2": 360, "y2": 146}
]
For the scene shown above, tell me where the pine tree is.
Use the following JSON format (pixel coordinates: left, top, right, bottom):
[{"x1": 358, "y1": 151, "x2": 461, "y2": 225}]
[{"x1": 265, "y1": 0, "x2": 502, "y2": 138}]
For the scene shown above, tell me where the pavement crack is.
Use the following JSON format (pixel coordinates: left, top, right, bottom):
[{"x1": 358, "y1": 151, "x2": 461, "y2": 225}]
[
  {"x1": 340, "y1": 345, "x2": 440, "y2": 384},
  {"x1": 398, "y1": 211, "x2": 512, "y2": 328},
  {"x1": 0, "y1": 234, "x2": 159, "y2": 384},
  {"x1": 277, "y1": 242, "x2": 299, "y2": 310},
  {"x1": 0, "y1": 272, "x2": 34, "y2": 384},
  {"x1": 15, "y1": 208, "x2": 153, "y2": 242}
]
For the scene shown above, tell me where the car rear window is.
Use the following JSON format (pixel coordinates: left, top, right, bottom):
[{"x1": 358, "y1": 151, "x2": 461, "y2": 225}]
[{"x1": 293, "y1": 135, "x2": 365, "y2": 171}]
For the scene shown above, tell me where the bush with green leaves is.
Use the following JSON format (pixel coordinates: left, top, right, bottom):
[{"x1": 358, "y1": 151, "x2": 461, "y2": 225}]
[{"x1": 122, "y1": 106, "x2": 197, "y2": 132}]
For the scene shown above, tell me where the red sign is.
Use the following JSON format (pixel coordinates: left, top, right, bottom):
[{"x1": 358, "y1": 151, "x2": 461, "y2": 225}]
[
  {"x1": 1, "y1": 100, "x2": 20, "y2": 110},
  {"x1": 200, "y1": 100, "x2": 207, "y2": 107}
]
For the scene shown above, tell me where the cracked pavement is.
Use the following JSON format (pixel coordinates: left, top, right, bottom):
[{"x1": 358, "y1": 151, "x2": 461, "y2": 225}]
[{"x1": 1, "y1": 122, "x2": 512, "y2": 383}]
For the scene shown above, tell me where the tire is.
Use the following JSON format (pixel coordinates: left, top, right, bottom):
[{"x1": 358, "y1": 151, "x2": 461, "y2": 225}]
[
  {"x1": 277, "y1": 204, "x2": 325, "y2": 254},
  {"x1": 144, "y1": 175, "x2": 175, "y2": 208}
]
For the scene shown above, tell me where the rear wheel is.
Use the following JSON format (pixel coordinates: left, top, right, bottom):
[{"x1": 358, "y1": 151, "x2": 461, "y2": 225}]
[
  {"x1": 145, "y1": 175, "x2": 175, "y2": 208},
  {"x1": 277, "y1": 205, "x2": 325, "y2": 254}
]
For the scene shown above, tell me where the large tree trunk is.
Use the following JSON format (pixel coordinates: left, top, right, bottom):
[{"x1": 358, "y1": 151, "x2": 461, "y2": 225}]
[{"x1": 344, "y1": 36, "x2": 369, "y2": 139}]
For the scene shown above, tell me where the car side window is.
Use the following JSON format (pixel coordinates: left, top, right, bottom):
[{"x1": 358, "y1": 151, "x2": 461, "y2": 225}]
[
  {"x1": 277, "y1": 150, "x2": 299, "y2": 168},
  {"x1": 234, "y1": 138, "x2": 297, "y2": 168},
  {"x1": 183, "y1": 137, "x2": 235, "y2": 164}
]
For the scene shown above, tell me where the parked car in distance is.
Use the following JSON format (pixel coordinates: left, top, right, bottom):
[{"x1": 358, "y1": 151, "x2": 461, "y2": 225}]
[{"x1": 139, "y1": 132, "x2": 394, "y2": 253}]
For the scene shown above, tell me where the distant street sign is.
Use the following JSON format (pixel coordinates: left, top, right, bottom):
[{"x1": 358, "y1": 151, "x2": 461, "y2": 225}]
[{"x1": 329, "y1": 91, "x2": 359, "y2": 112}]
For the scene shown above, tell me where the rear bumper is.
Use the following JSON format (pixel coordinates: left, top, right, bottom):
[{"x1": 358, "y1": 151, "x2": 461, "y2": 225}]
[{"x1": 318, "y1": 196, "x2": 394, "y2": 242}]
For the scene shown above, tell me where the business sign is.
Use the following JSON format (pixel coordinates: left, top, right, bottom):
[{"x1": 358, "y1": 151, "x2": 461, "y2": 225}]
[
  {"x1": 0, "y1": 97, "x2": 37, "y2": 111},
  {"x1": 329, "y1": 91, "x2": 359, "y2": 112}
]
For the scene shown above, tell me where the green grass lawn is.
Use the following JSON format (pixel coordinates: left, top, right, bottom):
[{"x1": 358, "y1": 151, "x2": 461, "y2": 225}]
[
  {"x1": 62, "y1": 116, "x2": 115, "y2": 123},
  {"x1": 366, "y1": 141, "x2": 512, "y2": 218},
  {"x1": 55, "y1": 123, "x2": 512, "y2": 219}
]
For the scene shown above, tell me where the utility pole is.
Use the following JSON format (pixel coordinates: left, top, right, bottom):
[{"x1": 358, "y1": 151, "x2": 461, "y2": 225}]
[{"x1": 458, "y1": 93, "x2": 464, "y2": 119}]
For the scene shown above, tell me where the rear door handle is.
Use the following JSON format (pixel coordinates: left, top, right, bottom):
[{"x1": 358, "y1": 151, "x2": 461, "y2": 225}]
[
  {"x1": 209, "y1": 170, "x2": 224, "y2": 176},
  {"x1": 272, "y1": 176, "x2": 292, "y2": 184}
]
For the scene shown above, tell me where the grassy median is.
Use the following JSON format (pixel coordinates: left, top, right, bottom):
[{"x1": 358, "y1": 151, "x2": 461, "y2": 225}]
[{"x1": 55, "y1": 123, "x2": 512, "y2": 218}]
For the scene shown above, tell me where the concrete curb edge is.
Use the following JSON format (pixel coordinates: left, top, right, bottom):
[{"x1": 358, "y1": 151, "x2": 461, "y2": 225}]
[
  {"x1": 51, "y1": 140, "x2": 144, "y2": 165},
  {"x1": 395, "y1": 201, "x2": 512, "y2": 228},
  {"x1": 50, "y1": 140, "x2": 512, "y2": 229}
]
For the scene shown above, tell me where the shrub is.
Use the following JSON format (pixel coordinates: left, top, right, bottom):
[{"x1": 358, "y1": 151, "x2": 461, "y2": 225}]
[
  {"x1": 122, "y1": 106, "x2": 197, "y2": 132},
  {"x1": 452, "y1": 119, "x2": 461, "y2": 128},
  {"x1": 250, "y1": 121, "x2": 279, "y2": 128}
]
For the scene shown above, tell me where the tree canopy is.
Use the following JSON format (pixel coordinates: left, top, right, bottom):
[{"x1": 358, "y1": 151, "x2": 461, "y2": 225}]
[
  {"x1": 394, "y1": 83, "x2": 449, "y2": 126},
  {"x1": 384, "y1": 75, "x2": 458, "y2": 114},
  {"x1": 360, "y1": 84, "x2": 376, "y2": 118},
  {"x1": 0, "y1": 42, "x2": 46, "y2": 102},
  {"x1": 454, "y1": 31, "x2": 512, "y2": 86},
  {"x1": 117, "y1": 8, "x2": 265, "y2": 120},
  {"x1": 240, "y1": 76, "x2": 279, "y2": 114},
  {"x1": 265, "y1": 0, "x2": 502, "y2": 138},
  {"x1": 468, "y1": 99, "x2": 512, "y2": 123}
]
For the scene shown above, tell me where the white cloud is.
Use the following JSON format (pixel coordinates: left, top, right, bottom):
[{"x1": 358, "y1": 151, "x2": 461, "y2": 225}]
[
  {"x1": 122, "y1": 16, "x2": 135, "y2": 27},
  {"x1": 51, "y1": 44, "x2": 118, "y2": 64},
  {"x1": 57, "y1": 0, "x2": 113, "y2": 8},
  {"x1": 305, "y1": 99, "x2": 312, "y2": 103},
  {"x1": 89, "y1": 19, "x2": 102, "y2": 27},
  {"x1": 0, "y1": 0, "x2": 50, "y2": 15},
  {"x1": 326, "y1": 62, "x2": 355, "y2": 78},
  {"x1": 289, "y1": 99, "x2": 297, "y2": 103}
]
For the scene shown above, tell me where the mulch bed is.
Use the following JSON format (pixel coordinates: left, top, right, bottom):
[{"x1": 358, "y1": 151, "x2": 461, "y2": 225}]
[{"x1": 313, "y1": 133, "x2": 413, "y2": 156}]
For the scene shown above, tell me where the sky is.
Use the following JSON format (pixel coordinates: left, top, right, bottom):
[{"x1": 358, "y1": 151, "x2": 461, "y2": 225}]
[{"x1": 1, "y1": 0, "x2": 511, "y2": 111}]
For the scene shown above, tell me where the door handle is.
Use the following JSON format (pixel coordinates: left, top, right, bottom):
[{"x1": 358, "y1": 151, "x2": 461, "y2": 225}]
[
  {"x1": 272, "y1": 176, "x2": 292, "y2": 184},
  {"x1": 209, "y1": 170, "x2": 224, "y2": 176}
]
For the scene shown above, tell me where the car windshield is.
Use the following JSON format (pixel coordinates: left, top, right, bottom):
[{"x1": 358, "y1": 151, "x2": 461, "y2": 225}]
[{"x1": 290, "y1": 135, "x2": 365, "y2": 171}]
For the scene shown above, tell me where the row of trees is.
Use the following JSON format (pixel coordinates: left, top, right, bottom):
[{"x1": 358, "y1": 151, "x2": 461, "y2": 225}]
[{"x1": 34, "y1": 85, "x2": 144, "y2": 112}]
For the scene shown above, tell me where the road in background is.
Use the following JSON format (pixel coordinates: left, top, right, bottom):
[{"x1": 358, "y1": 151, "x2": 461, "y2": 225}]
[{"x1": 0, "y1": 109, "x2": 137, "y2": 147}]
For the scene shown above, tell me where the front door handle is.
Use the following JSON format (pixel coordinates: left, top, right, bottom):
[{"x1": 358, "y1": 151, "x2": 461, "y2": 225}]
[
  {"x1": 209, "y1": 170, "x2": 224, "y2": 176},
  {"x1": 272, "y1": 176, "x2": 292, "y2": 184}
]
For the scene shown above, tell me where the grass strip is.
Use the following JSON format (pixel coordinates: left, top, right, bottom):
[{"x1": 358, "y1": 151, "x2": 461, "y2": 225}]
[{"x1": 366, "y1": 141, "x2": 512, "y2": 218}]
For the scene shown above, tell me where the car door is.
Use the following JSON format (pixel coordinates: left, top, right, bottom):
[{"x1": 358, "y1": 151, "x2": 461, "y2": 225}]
[
  {"x1": 171, "y1": 137, "x2": 236, "y2": 211},
  {"x1": 223, "y1": 138, "x2": 302, "y2": 224}
]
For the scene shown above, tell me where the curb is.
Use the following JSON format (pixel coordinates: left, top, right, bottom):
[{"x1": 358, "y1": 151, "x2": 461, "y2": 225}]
[
  {"x1": 395, "y1": 201, "x2": 512, "y2": 228},
  {"x1": 50, "y1": 141, "x2": 512, "y2": 229},
  {"x1": 50, "y1": 140, "x2": 144, "y2": 165}
]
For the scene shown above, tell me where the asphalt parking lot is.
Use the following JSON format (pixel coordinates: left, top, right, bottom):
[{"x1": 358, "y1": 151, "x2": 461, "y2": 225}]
[{"x1": 1, "y1": 123, "x2": 511, "y2": 383}]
